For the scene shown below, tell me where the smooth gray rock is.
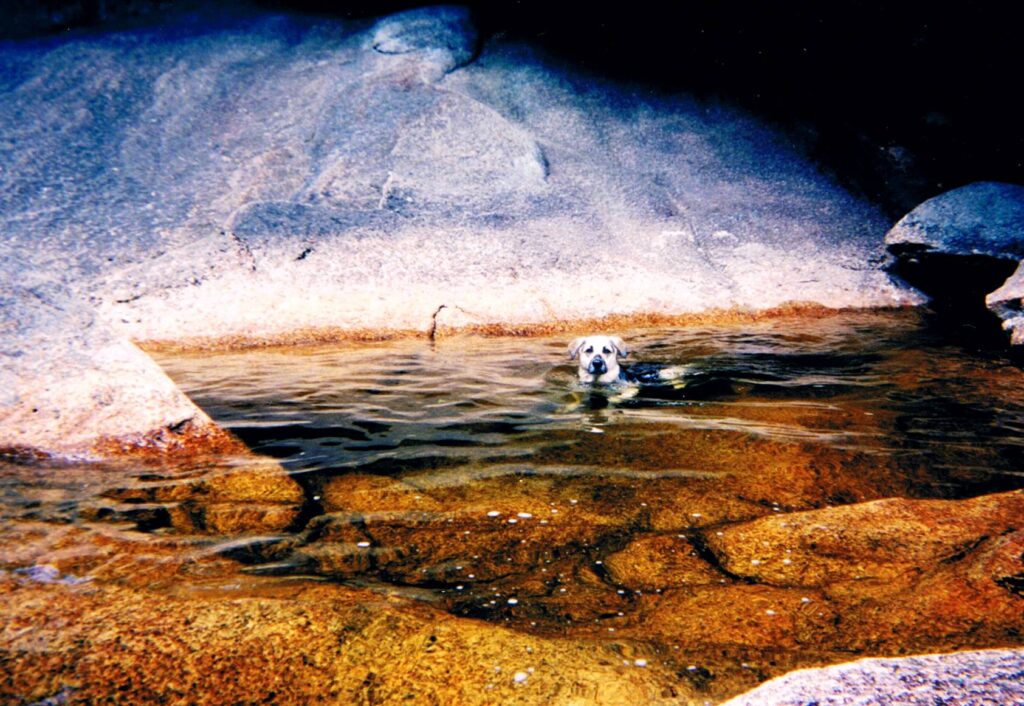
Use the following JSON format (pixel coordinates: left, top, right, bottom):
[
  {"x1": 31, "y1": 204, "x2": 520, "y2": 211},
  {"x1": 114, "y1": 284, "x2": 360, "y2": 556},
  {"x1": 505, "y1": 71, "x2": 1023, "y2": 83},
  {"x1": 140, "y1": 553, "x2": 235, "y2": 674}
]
[
  {"x1": 722, "y1": 648, "x2": 1024, "y2": 706},
  {"x1": 885, "y1": 182, "x2": 1024, "y2": 342},
  {"x1": 885, "y1": 181, "x2": 1024, "y2": 258},
  {"x1": 0, "y1": 3, "x2": 918, "y2": 457}
]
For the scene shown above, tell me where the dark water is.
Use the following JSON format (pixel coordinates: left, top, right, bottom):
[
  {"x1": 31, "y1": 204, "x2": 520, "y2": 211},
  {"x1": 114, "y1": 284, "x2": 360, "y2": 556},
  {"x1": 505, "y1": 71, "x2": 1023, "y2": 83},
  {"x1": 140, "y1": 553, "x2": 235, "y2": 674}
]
[{"x1": 159, "y1": 308, "x2": 1024, "y2": 502}]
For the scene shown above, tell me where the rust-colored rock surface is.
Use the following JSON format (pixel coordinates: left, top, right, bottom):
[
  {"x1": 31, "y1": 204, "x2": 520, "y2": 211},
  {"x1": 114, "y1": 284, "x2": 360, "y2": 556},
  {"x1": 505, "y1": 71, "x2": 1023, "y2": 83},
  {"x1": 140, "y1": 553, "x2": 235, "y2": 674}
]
[
  {"x1": 0, "y1": 572, "x2": 691, "y2": 705},
  {"x1": 704, "y1": 491, "x2": 1024, "y2": 587}
]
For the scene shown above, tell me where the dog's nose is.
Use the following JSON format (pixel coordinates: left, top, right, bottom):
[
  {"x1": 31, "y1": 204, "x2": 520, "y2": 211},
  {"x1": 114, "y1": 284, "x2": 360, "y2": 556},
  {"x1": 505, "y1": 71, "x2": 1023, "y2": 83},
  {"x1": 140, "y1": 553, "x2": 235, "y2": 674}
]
[{"x1": 590, "y1": 356, "x2": 607, "y2": 372}]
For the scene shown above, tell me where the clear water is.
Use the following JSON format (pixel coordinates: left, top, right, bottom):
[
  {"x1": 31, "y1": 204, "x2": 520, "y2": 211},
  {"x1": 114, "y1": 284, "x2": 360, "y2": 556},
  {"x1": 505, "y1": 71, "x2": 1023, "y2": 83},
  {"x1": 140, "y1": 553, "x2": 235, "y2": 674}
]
[
  {"x1": 4, "y1": 308, "x2": 1024, "y2": 700},
  {"x1": 162, "y1": 309, "x2": 1024, "y2": 501}
]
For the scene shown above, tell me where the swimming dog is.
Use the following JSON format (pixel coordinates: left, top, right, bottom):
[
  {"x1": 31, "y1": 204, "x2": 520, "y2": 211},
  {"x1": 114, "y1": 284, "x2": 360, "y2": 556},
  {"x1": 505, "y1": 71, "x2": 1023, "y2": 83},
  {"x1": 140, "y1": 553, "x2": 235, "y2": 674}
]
[{"x1": 568, "y1": 335, "x2": 629, "y2": 384}]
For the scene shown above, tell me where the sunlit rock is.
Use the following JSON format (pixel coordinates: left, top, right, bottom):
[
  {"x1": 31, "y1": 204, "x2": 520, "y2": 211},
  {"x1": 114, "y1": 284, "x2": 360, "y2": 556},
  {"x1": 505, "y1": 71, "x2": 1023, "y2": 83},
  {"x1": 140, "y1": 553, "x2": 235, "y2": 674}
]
[
  {"x1": 0, "y1": 273, "x2": 231, "y2": 461},
  {"x1": 720, "y1": 648, "x2": 1024, "y2": 706},
  {"x1": 987, "y1": 261, "x2": 1024, "y2": 344},
  {"x1": 0, "y1": 577, "x2": 691, "y2": 705},
  {"x1": 0, "y1": 3, "x2": 923, "y2": 456},
  {"x1": 704, "y1": 490, "x2": 1024, "y2": 587}
]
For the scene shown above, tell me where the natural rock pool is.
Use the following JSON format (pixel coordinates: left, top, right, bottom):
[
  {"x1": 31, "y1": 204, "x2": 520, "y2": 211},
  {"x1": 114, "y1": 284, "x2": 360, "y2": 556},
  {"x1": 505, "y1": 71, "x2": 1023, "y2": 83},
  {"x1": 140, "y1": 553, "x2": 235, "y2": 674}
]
[{"x1": 3, "y1": 308, "x2": 1024, "y2": 704}]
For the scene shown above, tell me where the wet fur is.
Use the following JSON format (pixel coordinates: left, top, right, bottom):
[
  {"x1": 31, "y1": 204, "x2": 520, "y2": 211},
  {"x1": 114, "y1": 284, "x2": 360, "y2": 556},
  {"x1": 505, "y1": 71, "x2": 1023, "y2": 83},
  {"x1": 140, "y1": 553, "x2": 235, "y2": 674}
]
[{"x1": 568, "y1": 335, "x2": 629, "y2": 384}]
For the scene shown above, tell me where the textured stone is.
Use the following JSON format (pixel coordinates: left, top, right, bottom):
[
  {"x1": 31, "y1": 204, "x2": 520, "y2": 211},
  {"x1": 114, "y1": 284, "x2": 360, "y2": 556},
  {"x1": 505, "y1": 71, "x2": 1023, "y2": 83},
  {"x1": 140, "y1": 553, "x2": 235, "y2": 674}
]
[
  {"x1": 604, "y1": 534, "x2": 722, "y2": 590},
  {"x1": 704, "y1": 490, "x2": 1024, "y2": 587},
  {"x1": 0, "y1": 576, "x2": 691, "y2": 706},
  {"x1": 885, "y1": 181, "x2": 1024, "y2": 342},
  {"x1": 987, "y1": 261, "x2": 1024, "y2": 344},
  {"x1": 0, "y1": 272, "x2": 229, "y2": 460},
  {"x1": 885, "y1": 182, "x2": 1024, "y2": 258},
  {"x1": 0, "y1": 3, "x2": 919, "y2": 456},
  {"x1": 720, "y1": 648, "x2": 1024, "y2": 706}
]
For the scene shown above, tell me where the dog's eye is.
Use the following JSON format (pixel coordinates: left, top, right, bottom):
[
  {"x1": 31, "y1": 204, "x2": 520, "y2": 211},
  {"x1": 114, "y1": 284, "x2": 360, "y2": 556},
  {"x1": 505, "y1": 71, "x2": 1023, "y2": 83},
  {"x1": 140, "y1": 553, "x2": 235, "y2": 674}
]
[
  {"x1": 584, "y1": 346, "x2": 593, "y2": 354},
  {"x1": 602, "y1": 347, "x2": 611, "y2": 354}
]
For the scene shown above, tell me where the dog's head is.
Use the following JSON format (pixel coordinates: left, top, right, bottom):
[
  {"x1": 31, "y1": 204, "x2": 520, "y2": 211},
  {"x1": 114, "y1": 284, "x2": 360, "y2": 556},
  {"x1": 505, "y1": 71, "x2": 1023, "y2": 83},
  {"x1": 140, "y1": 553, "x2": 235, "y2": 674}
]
[{"x1": 568, "y1": 335, "x2": 629, "y2": 384}]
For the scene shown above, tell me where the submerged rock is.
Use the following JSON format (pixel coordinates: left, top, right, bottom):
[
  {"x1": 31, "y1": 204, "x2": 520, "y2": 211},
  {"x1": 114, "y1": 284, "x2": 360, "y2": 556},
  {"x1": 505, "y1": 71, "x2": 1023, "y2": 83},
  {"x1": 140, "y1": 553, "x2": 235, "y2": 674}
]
[
  {"x1": 704, "y1": 490, "x2": 1024, "y2": 587},
  {"x1": 0, "y1": 576, "x2": 690, "y2": 706},
  {"x1": 885, "y1": 181, "x2": 1024, "y2": 342}
]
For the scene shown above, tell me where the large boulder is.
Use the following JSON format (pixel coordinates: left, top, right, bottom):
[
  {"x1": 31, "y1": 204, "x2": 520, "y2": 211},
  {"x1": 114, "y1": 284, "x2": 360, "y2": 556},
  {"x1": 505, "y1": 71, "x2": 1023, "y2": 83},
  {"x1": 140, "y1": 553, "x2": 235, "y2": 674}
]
[
  {"x1": 0, "y1": 263, "x2": 241, "y2": 460},
  {"x1": 885, "y1": 181, "x2": 1024, "y2": 341},
  {"x1": 0, "y1": 4, "x2": 918, "y2": 456}
]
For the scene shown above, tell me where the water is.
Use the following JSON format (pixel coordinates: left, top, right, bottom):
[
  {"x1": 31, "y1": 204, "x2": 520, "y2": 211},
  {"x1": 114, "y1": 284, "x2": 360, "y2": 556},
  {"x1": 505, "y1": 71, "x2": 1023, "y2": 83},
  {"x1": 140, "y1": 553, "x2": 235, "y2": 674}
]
[
  {"x1": 161, "y1": 308, "x2": 1024, "y2": 502},
  {"x1": 4, "y1": 307, "x2": 1024, "y2": 702}
]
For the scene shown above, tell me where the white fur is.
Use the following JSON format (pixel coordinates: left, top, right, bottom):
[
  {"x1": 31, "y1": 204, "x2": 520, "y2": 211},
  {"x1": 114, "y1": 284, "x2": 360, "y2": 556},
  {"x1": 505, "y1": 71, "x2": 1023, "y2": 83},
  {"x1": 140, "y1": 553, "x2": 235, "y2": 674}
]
[{"x1": 567, "y1": 335, "x2": 629, "y2": 384}]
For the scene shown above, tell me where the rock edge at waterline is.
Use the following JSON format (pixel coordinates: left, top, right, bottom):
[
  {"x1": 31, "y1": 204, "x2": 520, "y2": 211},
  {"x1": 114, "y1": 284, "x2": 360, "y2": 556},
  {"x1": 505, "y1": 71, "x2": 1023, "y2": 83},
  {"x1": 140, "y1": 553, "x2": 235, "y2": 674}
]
[
  {"x1": 885, "y1": 181, "x2": 1024, "y2": 343},
  {"x1": 0, "y1": 4, "x2": 919, "y2": 460}
]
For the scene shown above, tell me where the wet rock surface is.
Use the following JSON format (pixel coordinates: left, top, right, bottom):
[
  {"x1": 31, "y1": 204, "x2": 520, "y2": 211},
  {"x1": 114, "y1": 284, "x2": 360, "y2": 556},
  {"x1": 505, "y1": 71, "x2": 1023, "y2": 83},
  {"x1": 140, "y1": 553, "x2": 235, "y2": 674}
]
[
  {"x1": 4, "y1": 460, "x2": 1020, "y2": 704},
  {"x1": 0, "y1": 577, "x2": 691, "y2": 706},
  {"x1": 4, "y1": 313, "x2": 1024, "y2": 703},
  {"x1": 885, "y1": 181, "x2": 1024, "y2": 343}
]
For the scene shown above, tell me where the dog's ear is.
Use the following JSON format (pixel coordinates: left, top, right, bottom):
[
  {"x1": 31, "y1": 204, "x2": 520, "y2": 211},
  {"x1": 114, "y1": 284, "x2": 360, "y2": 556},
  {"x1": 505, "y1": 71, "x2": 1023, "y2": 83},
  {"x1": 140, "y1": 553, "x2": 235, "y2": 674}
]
[
  {"x1": 568, "y1": 337, "x2": 586, "y2": 360},
  {"x1": 611, "y1": 337, "x2": 628, "y2": 358}
]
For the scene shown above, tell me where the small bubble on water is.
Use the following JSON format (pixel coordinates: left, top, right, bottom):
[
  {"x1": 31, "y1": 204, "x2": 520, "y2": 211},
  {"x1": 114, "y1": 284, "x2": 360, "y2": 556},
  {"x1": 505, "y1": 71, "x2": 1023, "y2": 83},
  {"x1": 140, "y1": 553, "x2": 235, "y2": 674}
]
[
  {"x1": 517, "y1": 512, "x2": 533, "y2": 518},
  {"x1": 487, "y1": 511, "x2": 501, "y2": 517},
  {"x1": 634, "y1": 659, "x2": 648, "y2": 667},
  {"x1": 513, "y1": 671, "x2": 529, "y2": 683}
]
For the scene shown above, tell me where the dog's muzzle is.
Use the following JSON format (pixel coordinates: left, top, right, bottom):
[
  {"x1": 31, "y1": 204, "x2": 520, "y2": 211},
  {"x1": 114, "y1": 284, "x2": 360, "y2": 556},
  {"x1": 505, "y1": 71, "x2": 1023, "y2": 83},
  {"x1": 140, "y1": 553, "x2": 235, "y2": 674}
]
[{"x1": 589, "y1": 356, "x2": 608, "y2": 374}]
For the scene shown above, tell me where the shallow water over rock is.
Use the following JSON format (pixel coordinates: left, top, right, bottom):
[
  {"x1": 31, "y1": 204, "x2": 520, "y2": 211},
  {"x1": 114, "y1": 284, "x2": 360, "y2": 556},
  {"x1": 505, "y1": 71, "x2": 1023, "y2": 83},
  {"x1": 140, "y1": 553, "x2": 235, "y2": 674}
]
[{"x1": 3, "y1": 309, "x2": 1024, "y2": 704}]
